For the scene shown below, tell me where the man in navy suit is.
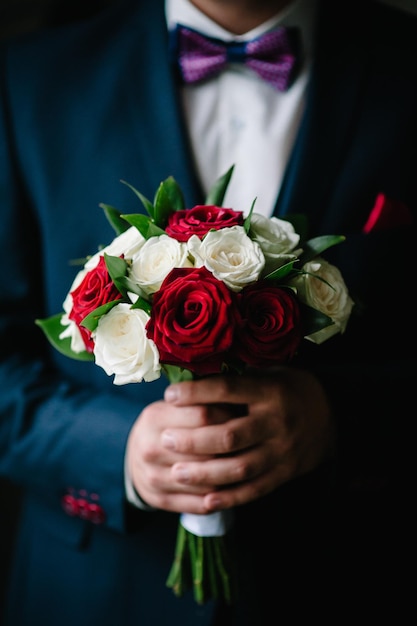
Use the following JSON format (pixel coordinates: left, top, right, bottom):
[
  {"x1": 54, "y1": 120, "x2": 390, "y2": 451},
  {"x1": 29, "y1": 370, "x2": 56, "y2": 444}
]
[{"x1": 0, "y1": 0, "x2": 415, "y2": 624}]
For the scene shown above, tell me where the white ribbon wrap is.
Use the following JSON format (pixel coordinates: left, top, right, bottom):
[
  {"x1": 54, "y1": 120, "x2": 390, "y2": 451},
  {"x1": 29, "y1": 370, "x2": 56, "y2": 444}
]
[{"x1": 180, "y1": 509, "x2": 234, "y2": 537}]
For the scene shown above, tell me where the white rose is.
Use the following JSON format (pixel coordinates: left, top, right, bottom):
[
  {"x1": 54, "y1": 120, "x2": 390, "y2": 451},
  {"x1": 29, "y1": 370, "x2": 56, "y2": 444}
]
[
  {"x1": 250, "y1": 213, "x2": 300, "y2": 275},
  {"x1": 85, "y1": 226, "x2": 145, "y2": 270},
  {"x1": 128, "y1": 234, "x2": 193, "y2": 296},
  {"x1": 292, "y1": 256, "x2": 354, "y2": 344},
  {"x1": 93, "y1": 303, "x2": 161, "y2": 385},
  {"x1": 187, "y1": 226, "x2": 265, "y2": 292}
]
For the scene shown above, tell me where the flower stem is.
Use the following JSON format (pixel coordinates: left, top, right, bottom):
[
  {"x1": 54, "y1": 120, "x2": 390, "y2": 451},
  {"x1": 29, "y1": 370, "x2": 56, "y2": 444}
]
[
  {"x1": 166, "y1": 522, "x2": 236, "y2": 605},
  {"x1": 166, "y1": 523, "x2": 190, "y2": 596},
  {"x1": 213, "y1": 536, "x2": 233, "y2": 604}
]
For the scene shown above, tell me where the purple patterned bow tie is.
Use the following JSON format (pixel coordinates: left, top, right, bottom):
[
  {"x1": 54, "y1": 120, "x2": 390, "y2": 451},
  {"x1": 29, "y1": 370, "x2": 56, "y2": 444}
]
[{"x1": 169, "y1": 24, "x2": 301, "y2": 92}]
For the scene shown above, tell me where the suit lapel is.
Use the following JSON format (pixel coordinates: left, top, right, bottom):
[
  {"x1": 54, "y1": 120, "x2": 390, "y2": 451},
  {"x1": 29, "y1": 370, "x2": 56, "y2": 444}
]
[
  {"x1": 121, "y1": 0, "x2": 203, "y2": 206},
  {"x1": 275, "y1": 0, "x2": 370, "y2": 233}
]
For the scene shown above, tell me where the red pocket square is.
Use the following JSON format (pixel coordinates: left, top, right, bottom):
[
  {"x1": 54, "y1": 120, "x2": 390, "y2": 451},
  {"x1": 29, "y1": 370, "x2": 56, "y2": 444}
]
[{"x1": 362, "y1": 193, "x2": 414, "y2": 233}]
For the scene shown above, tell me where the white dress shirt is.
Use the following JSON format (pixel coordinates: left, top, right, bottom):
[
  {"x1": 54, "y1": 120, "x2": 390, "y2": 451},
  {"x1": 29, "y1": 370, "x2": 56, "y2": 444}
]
[
  {"x1": 166, "y1": 0, "x2": 317, "y2": 217},
  {"x1": 126, "y1": 0, "x2": 317, "y2": 509}
]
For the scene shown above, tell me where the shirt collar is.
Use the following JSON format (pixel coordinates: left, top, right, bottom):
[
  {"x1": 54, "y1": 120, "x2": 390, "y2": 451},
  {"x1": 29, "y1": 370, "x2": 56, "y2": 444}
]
[{"x1": 165, "y1": 0, "x2": 317, "y2": 58}]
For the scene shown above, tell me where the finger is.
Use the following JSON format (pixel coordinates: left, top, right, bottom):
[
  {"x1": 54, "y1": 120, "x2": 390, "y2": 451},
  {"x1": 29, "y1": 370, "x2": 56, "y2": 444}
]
[
  {"x1": 164, "y1": 374, "x2": 262, "y2": 407},
  {"x1": 171, "y1": 446, "x2": 270, "y2": 487},
  {"x1": 164, "y1": 401, "x2": 238, "y2": 430},
  {"x1": 202, "y1": 468, "x2": 291, "y2": 512},
  {"x1": 162, "y1": 413, "x2": 270, "y2": 456},
  {"x1": 142, "y1": 491, "x2": 215, "y2": 515},
  {"x1": 171, "y1": 460, "x2": 229, "y2": 487}
]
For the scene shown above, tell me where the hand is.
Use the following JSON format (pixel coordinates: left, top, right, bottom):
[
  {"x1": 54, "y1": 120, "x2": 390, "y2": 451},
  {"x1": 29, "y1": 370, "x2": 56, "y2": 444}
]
[
  {"x1": 126, "y1": 367, "x2": 335, "y2": 515},
  {"x1": 126, "y1": 392, "x2": 234, "y2": 514}
]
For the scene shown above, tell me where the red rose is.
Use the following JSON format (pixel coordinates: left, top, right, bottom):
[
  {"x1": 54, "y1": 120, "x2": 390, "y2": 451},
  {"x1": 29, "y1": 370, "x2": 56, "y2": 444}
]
[
  {"x1": 165, "y1": 205, "x2": 244, "y2": 242},
  {"x1": 234, "y1": 282, "x2": 303, "y2": 368},
  {"x1": 69, "y1": 255, "x2": 122, "y2": 352},
  {"x1": 146, "y1": 266, "x2": 239, "y2": 375}
]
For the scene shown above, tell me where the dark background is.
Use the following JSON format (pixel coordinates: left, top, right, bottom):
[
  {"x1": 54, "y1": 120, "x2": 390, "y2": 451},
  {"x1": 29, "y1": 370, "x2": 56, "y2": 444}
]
[
  {"x1": 0, "y1": 0, "x2": 116, "y2": 40},
  {"x1": 0, "y1": 0, "x2": 416, "y2": 40}
]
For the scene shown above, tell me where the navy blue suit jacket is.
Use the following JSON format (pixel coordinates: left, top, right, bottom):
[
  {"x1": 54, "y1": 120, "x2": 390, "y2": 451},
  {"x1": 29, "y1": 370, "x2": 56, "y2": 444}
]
[{"x1": 1, "y1": 0, "x2": 416, "y2": 623}]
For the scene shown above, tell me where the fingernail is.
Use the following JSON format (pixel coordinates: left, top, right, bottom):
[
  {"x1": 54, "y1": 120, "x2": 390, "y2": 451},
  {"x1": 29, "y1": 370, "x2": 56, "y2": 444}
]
[
  {"x1": 206, "y1": 496, "x2": 222, "y2": 511},
  {"x1": 164, "y1": 386, "x2": 179, "y2": 402},
  {"x1": 162, "y1": 431, "x2": 176, "y2": 450}
]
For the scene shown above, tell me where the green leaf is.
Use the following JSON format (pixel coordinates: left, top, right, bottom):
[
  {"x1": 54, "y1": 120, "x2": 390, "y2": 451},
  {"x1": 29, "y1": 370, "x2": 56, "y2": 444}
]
[
  {"x1": 103, "y1": 253, "x2": 129, "y2": 299},
  {"x1": 300, "y1": 303, "x2": 334, "y2": 336},
  {"x1": 120, "y1": 179, "x2": 155, "y2": 219},
  {"x1": 162, "y1": 364, "x2": 194, "y2": 383},
  {"x1": 81, "y1": 300, "x2": 121, "y2": 332},
  {"x1": 299, "y1": 235, "x2": 346, "y2": 265},
  {"x1": 153, "y1": 177, "x2": 185, "y2": 227},
  {"x1": 120, "y1": 213, "x2": 166, "y2": 240},
  {"x1": 243, "y1": 197, "x2": 257, "y2": 234},
  {"x1": 35, "y1": 314, "x2": 94, "y2": 361},
  {"x1": 99, "y1": 203, "x2": 131, "y2": 236},
  {"x1": 130, "y1": 295, "x2": 152, "y2": 315},
  {"x1": 205, "y1": 165, "x2": 235, "y2": 205},
  {"x1": 117, "y1": 276, "x2": 149, "y2": 302},
  {"x1": 264, "y1": 258, "x2": 299, "y2": 281},
  {"x1": 104, "y1": 253, "x2": 128, "y2": 281}
]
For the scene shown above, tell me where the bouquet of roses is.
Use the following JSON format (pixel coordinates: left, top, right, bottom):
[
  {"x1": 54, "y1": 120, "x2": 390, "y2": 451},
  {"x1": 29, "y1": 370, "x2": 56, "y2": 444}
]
[{"x1": 36, "y1": 165, "x2": 353, "y2": 605}]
